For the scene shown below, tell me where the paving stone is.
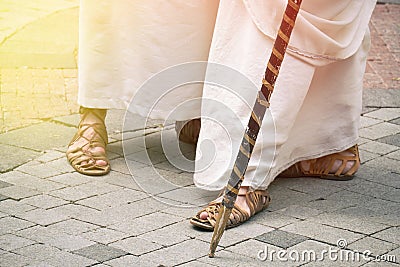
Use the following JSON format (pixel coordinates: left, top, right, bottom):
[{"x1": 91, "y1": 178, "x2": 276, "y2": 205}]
[
  {"x1": 46, "y1": 219, "x2": 99, "y2": 235},
  {"x1": 377, "y1": 133, "x2": 400, "y2": 147},
  {"x1": 110, "y1": 211, "x2": 182, "y2": 236},
  {"x1": 15, "y1": 162, "x2": 63, "y2": 179},
  {"x1": 357, "y1": 137, "x2": 373, "y2": 146},
  {"x1": 81, "y1": 228, "x2": 130, "y2": 245},
  {"x1": 49, "y1": 181, "x2": 121, "y2": 202},
  {"x1": 139, "y1": 239, "x2": 210, "y2": 266},
  {"x1": 34, "y1": 150, "x2": 65, "y2": 163},
  {"x1": 14, "y1": 243, "x2": 97, "y2": 267},
  {"x1": 48, "y1": 204, "x2": 101, "y2": 223},
  {"x1": 73, "y1": 243, "x2": 127, "y2": 263},
  {"x1": 359, "y1": 149, "x2": 381, "y2": 163},
  {"x1": 0, "y1": 194, "x2": 9, "y2": 202},
  {"x1": 157, "y1": 185, "x2": 217, "y2": 206},
  {"x1": 0, "y1": 185, "x2": 40, "y2": 200},
  {"x1": 198, "y1": 222, "x2": 274, "y2": 248},
  {"x1": 76, "y1": 198, "x2": 164, "y2": 227},
  {"x1": 41, "y1": 158, "x2": 75, "y2": 174},
  {"x1": 17, "y1": 207, "x2": 69, "y2": 226},
  {"x1": 386, "y1": 149, "x2": 400, "y2": 160},
  {"x1": 358, "y1": 198, "x2": 400, "y2": 217},
  {"x1": 348, "y1": 237, "x2": 398, "y2": 257},
  {"x1": 3, "y1": 173, "x2": 64, "y2": 192},
  {"x1": 15, "y1": 225, "x2": 62, "y2": 243},
  {"x1": 0, "y1": 143, "x2": 41, "y2": 173},
  {"x1": 364, "y1": 108, "x2": 400, "y2": 121},
  {"x1": 308, "y1": 210, "x2": 389, "y2": 235},
  {"x1": 161, "y1": 205, "x2": 202, "y2": 219},
  {"x1": 346, "y1": 179, "x2": 400, "y2": 202},
  {"x1": 359, "y1": 123, "x2": 400, "y2": 140},
  {"x1": 281, "y1": 221, "x2": 365, "y2": 245},
  {"x1": 0, "y1": 122, "x2": 77, "y2": 151},
  {"x1": 363, "y1": 89, "x2": 400, "y2": 108},
  {"x1": 20, "y1": 194, "x2": 68, "y2": 209},
  {"x1": 99, "y1": 171, "x2": 141, "y2": 191},
  {"x1": 178, "y1": 260, "x2": 216, "y2": 267},
  {"x1": 48, "y1": 172, "x2": 92, "y2": 186},
  {"x1": 46, "y1": 233, "x2": 95, "y2": 251},
  {"x1": 255, "y1": 230, "x2": 308, "y2": 249},
  {"x1": 360, "y1": 141, "x2": 399, "y2": 155},
  {"x1": 0, "y1": 234, "x2": 35, "y2": 251},
  {"x1": 107, "y1": 140, "x2": 144, "y2": 156},
  {"x1": 0, "y1": 199, "x2": 35, "y2": 215},
  {"x1": 102, "y1": 255, "x2": 144, "y2": 267},
  {"x1": 225, "y1": 238, "x2": 281, "y2": 259},
  {"x1": 252, "y1": 210, "x2": 300, "y2": 228},
  {"x1": 76, "y1": 188, "x2": 147, "y2": 210},
  {"x1": 275, "y1": 205, "x2": 323, "y2": 220},
  {"x1": 52, "y1": 114, "x2": 79, "y2": 127},
  {"x1": 352, "y1": 165, "x2": 400, "y2": 188},
  {"x1": 129, "y1": 167, "x2": 184, "y2": 196},
  {"x1": 0, "y1": 216, "x2": 35, "y2": 235},
  {"x1": 198, "y1": 250, "x2": 263, "y2": 267},
  {"x1": 139, "y1": 221, "x2": 194, "y2": 247},
  {"x1": 0, "y1": 180, "x2": 12, "y2": 189},
  {"x1": 390, "y1": 117, "x2": 400, "y2": 125},
  {"x1": 265, "y1": 186, "x2": 315, "y2": 212},
  {"x1": 0, "y1": 251, "x2": 35, "y2": 267},
  {"x1": 360, "y1": 116, "x2": 384, "y2": 128},
  {"x1": 110, "y1": 236, "x2": 162, "y2": 256},
  {"x1": 337, "y1": 206, "x2": 400, "y2": 228},
  {"x1": 372, "y1": 227, "x2": 400, "y2": 245}
]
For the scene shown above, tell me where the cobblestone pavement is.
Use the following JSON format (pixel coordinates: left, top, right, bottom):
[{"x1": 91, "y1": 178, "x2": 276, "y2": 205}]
[{"x1": 0, "y1": 2, "x2": 399, "y2": 267}]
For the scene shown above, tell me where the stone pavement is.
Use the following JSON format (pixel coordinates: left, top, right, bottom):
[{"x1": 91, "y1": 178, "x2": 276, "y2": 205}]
[{"x1": 0, "y1": 2, "x2": 399, "y2": 267}]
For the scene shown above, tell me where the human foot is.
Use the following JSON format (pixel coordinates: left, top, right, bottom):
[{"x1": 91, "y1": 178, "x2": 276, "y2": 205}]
[
  {"x1": 190, "y1": 187, "x2": 270, "y2": 230},
  {"x1": 279, "y1": 145, "x2": 360, "y2": 180},
  {"x1": 66, "y1": 107, "x2": 110, "y2": 176},
  {"x1": 175, "y1": 119, "x2": 201, "y2": 145}
]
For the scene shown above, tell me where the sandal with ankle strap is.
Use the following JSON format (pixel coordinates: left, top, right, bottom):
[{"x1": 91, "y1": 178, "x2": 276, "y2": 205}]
[
  {"x1": 66, "y1": 107, "x2": 110, "y2": 176},
  {"x1": 279, "y1": 145, "x2": 360, "y2": 180},
  {"x1": 190, "y1": 190, "x2": 271, "y2": 230},
  {"x1": 175, "y1": 119, "x2": 201, "y2": 145}
]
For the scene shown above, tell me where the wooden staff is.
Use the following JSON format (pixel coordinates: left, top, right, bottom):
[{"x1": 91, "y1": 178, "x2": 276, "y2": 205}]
[{"x1": 209, "y1": 0, "x2": 303, "y2": 257}]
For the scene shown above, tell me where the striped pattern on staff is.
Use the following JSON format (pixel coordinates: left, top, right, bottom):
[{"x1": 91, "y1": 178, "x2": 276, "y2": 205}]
[
  {"x1": 223, "y1": 0, "x2": 302, "y2": 208},
  {"x1": 209, "y1": 0, "x2": 303, "y2": 258}
]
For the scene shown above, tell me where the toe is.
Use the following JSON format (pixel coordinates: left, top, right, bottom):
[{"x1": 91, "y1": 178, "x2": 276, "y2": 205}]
[{"x1": 200, "y1": 211, "x2": 208, "y2": 220}]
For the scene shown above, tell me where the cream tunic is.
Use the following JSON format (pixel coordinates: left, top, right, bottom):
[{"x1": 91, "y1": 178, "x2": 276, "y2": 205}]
[{"x1": 78, "y1": 0, "x2": 376, "y2": 190}]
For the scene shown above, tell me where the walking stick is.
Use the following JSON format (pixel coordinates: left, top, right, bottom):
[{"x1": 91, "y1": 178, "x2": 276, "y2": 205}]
[{"x1": 209, "y1": 0, "x2": 303, "y2": 257}]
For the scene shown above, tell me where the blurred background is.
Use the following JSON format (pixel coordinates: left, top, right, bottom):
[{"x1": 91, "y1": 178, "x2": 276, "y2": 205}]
[{"x1": 0, "y1": 0, "x2": 79, "y2": 133}]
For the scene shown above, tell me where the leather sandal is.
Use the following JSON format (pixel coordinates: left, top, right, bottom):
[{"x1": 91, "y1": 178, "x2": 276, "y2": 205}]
[
  {"x1": 279, "y1": 145, "x2": 360, "y2": 180},
  {"x1": 190, "y1": 190, "x2": 271, "y2": 230},
  {"x1": 66, "y1": 107, "x2": 110, "y2": 176},
  {"x1": 175, "y1": 119, "x2": 201, "y2": 145}
]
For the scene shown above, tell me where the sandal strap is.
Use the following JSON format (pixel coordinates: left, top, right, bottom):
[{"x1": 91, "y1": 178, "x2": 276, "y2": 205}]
[
  {"x1": 66, "y1": 107, "x2": 110, "y2": 175},
  {"x1": 279, "y1": 145, "x2": 360, "y2": 178},
  {"x1": 194, "y1": 189, "x2": 270, "y2": 228}
]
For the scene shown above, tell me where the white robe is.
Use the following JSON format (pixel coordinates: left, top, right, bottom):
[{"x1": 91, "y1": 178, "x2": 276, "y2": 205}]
[{"x1": 78, "y1": 0, "x2": 376, "y2": 190}]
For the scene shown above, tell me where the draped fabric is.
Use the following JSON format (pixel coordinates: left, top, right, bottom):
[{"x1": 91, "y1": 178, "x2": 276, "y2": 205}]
[{"x1": 78, "y1": 0, "x2": 376, "y2": 190}]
